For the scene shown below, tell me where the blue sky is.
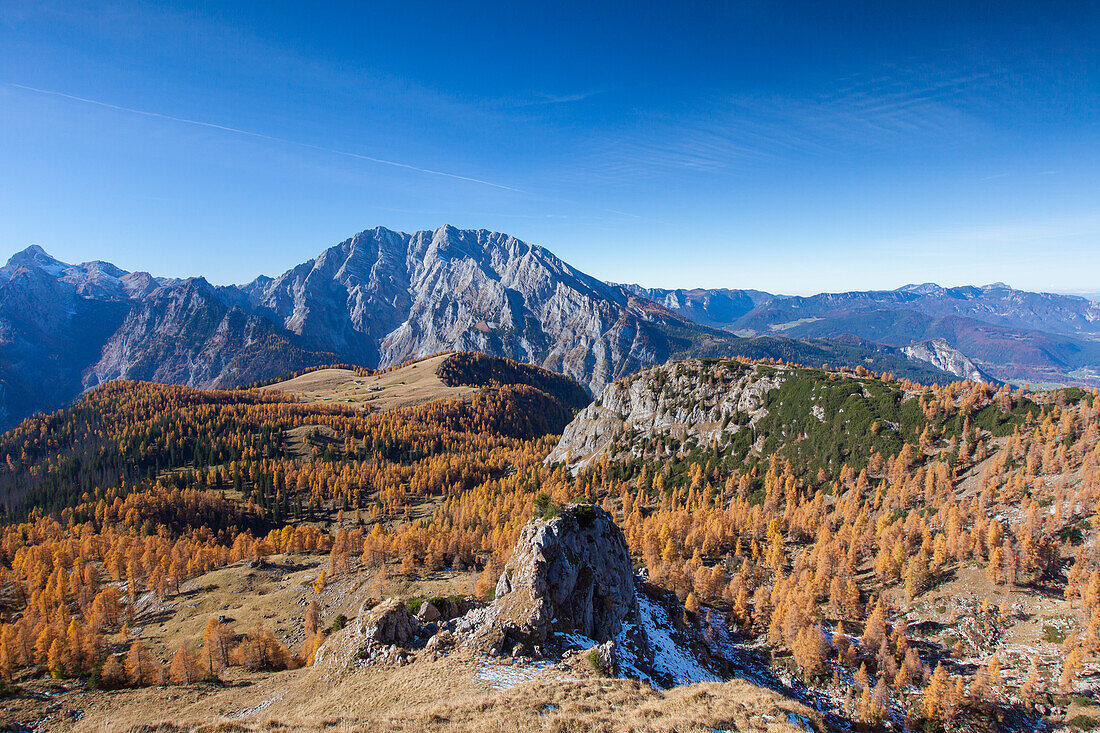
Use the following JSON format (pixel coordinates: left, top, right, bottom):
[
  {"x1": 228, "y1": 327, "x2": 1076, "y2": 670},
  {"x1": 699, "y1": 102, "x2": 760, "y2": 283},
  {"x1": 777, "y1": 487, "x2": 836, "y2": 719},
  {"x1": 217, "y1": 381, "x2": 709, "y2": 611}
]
[{"x1": 1, "y1": 1, "x2": 1098, "y2": 295}]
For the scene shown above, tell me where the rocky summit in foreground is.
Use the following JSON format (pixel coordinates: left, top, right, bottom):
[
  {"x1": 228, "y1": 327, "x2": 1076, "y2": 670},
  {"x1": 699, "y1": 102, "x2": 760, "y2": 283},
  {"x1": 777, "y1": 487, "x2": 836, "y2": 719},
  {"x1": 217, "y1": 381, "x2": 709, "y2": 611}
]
[{"x1": 321, "y1": 504, "x2": 735, "y2": 692}]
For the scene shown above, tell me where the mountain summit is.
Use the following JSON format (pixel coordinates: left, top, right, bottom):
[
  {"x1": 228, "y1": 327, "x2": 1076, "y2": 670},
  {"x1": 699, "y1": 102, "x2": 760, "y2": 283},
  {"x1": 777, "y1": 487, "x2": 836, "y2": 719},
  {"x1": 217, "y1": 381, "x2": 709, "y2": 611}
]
[
  {"x1": 0, "y1": 227, "x2": 722, "y2": 428},
  {"x1": 242, "y1": 225, "x2": 676, "y2": 390},
  {"x1": 5, "y1": 225, "x2": 1091, "y2": 430}
]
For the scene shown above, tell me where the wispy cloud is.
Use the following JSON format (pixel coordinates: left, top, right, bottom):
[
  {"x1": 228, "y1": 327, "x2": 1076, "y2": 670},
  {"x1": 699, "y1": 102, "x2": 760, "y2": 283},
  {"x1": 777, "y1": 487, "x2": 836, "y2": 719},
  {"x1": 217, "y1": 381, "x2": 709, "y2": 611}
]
[
  {"x1": 498, "y1": 90, "x2": 604, "y2": 108},
  {"x1": 8, "y1": 82, "x2": 526, "y2": 193},
  {"x1": 567, "y1": 64, "x2": 1006, "y2": 183}
]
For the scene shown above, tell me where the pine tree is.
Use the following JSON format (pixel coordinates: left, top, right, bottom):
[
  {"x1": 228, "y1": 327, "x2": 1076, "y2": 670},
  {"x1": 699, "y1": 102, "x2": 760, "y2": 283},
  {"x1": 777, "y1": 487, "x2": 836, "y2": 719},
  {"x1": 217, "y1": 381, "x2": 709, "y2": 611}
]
[
  {"x1": 1061, "y1": 647, "x2": 1083, "y2": 692},
  {"x1": 305, "y1": 600, "x2": 321, "y2": 637},
  {"x1": 201, "y1": 618, "x2": 232, "y2": 676},
  {"x1": 125, "y1": 640, "x2": 158, "y2": 686},
  {"x1": 46, "y1": 638, "x2": 68, "y2": 679},
  {"x1": 922, "y1": 663, "x2": 950, "y2": 721},
  {"x1": 312, "y1": 570, "x2": 327, "y2": 594}
]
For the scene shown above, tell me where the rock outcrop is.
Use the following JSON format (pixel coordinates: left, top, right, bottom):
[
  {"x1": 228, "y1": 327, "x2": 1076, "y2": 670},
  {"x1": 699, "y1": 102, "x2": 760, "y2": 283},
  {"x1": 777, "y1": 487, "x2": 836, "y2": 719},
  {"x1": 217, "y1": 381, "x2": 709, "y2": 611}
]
[
  {"x1": 318, "y1": 502, "x2": 729, "y2": 690},
  {"x1": 459, "y1": 503, "x2": 729, "y2": 687},
  {"x1": 358, "y1": 598, "x2": 418, "y2": 646},
  {"x1": 547, "y1": 359, "x2": 782, "y2": 471},
  {"x1": 900, "y1": 337, "x2": 989, "y2": 383},
  {"x1": 491, "y1": 504, "x2": 635, "y2": 647}
]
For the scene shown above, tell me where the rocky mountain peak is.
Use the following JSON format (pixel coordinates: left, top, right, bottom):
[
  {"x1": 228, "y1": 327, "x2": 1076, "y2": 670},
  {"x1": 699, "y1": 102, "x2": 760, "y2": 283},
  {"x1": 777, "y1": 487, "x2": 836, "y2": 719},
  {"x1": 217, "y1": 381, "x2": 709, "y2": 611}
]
[{"x1": 1, "y1": 244, "x2": 68, "y2": 280}]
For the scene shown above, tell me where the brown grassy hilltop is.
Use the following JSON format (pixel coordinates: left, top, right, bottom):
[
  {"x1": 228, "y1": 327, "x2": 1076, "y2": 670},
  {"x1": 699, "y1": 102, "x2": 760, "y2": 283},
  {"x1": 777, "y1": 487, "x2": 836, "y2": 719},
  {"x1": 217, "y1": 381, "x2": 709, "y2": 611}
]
[{"x1": 263, "y1": 354, "x2": 479, "y2": 412}]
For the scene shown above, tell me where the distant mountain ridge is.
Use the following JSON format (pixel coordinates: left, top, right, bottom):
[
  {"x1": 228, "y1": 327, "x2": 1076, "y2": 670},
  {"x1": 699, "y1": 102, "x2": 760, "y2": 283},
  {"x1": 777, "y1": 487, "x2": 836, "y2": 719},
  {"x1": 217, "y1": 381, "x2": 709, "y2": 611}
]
[
  {"x1": 1, "y1": 226, "x2": 1073, "y2": 430},
  {"x1": 612, "y1": 284, "x2": 776, "y2": 330},
  {"x1": 0, "y1": 226, "x2": 766, "y2": 429},
  {"x1": 620, "y1": 281, "x2": 1100, "y2": 388}
]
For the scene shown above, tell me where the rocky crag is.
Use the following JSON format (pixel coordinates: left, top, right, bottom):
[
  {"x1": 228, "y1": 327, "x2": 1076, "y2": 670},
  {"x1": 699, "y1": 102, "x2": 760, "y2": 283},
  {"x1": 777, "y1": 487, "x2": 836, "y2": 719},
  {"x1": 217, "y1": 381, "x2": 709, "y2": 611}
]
[
  {"x1": 547, "y1": 358, "x2": 781, "y2": 471},
  {"x1": 319, "y1": 504, "x2": 728, "y2": 689}
]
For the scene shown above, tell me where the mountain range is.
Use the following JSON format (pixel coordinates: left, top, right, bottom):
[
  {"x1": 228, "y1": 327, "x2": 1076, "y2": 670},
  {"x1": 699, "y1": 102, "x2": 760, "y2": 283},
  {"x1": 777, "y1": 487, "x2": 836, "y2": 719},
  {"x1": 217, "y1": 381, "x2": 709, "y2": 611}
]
[
  {"x1": 625, "y1": 281, "x2": 1100, "y2": 388},
  {"x1": 1, "y1": 224, "x2": 1095, "y2": 429}
]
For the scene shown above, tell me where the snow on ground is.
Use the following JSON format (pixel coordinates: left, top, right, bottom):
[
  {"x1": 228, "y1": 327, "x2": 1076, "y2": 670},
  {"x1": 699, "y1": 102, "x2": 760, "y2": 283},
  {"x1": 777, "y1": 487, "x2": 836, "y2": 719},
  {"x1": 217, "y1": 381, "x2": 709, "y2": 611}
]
[
  {"x1": 231, "y1": 691, "x2": 285, "y2": 719},
  {"x1": 786, "y1": 711, "x2": 814, "y2": 731},
  {"x1": 634, "y1": 591, "x2": 719, "y2": 686},
  {"x1": 474, "y1": 660, "x2": 576, "y2": 691},
  {"x1": 557, "y1": 632, "x2": 597, "y2": 649}
]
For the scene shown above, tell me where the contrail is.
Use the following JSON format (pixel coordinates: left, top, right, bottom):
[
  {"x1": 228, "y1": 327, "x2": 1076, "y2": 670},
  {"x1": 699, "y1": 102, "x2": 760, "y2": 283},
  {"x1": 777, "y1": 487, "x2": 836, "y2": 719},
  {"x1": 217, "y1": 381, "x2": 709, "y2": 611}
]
[{"x1": 8, "y1": 82, "x2": 525, "y2": 193}]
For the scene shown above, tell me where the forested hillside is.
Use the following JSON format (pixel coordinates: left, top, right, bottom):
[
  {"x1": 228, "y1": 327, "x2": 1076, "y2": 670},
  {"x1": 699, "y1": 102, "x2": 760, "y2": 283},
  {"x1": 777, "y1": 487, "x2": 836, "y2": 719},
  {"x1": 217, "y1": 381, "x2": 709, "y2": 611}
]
[
  {"x1": 0, "y1": 353, "x2": 1097, "y2": 731},
  {"x1": 548, "y1": 358, "x2": 1100, "y2": 728}
]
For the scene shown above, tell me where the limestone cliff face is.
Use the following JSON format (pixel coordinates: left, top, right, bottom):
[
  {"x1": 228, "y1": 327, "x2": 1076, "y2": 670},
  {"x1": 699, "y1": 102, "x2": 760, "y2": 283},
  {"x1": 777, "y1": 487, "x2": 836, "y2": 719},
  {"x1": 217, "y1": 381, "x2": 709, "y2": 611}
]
[
  {"x1": 247, "y1": 225, "x2": 680, "y2": 394},
  {"x1": 547, "y1": 359, "x2": 783, "y2": 471},
  {"x1": 84, "y1": 278, "x2": 327, "y2": 391},
  {"x1": 0, "y1": 227, "x2": 689, "y2": 428},
  {"x1": 900, "y1": 337, "x2": 989, "y2": 383}
]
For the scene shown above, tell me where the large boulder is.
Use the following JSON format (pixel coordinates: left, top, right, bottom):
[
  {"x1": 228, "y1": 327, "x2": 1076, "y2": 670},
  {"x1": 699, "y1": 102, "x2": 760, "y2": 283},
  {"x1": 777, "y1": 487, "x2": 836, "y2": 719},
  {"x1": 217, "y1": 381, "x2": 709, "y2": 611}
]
[
  {"x1": 492, "y1": 503, "x2": 636, "y2": 647},
  {"x1": 359, "y1": 598, "x2": 418, "y2": 646},
  {"x1": 416, "y1": 601, "x2": 442, "y2": 623}
]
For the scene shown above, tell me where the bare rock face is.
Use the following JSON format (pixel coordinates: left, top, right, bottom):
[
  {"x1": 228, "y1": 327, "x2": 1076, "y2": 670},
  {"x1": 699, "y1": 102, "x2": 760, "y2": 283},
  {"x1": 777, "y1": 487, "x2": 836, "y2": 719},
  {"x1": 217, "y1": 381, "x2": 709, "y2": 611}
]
[
  {"x1": 547, "y1": 359, "x2": 783, "y2": 471},
  {"x1": 900, "y1": 337, "x2": 989, "y2": 382},
  {"x1": 248, "y1": 225, "x2": 681, "y2": 395},
  {"x1": 491, "y1": 504, "x2": 636, "y2": 647},
  {"x1": 358, "y1": 598, "x2": 418, "y2": 646},
  {"x1": 313, "y1": 506, "x2": 731, "y2": 692},
  {"x1": 453, "y1": 503, "x2": 729, "y2": 688},
  {"x1": 416, "y1": 601, "x2": 442, "y2": 623}
]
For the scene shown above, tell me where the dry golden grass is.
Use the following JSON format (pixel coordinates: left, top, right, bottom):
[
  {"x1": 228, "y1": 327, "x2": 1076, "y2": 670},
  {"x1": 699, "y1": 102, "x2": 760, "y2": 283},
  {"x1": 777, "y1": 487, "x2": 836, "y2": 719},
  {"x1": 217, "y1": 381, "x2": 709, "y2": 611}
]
[
  {"x1": 0, "y1": 557, "x2": 488, "y2": 732},
  {"x1": 113, "y1": 555, "x2": 479, "y2": 672},
  {"x1": 69, "y1": 659, "x2": 822, "y2": 733},
  {"x1": 23, "y1": 554, "x2": 822, "y2": 733},
  {"x1": 264, "y1": 355, "x2": 476, "y2": 412}
]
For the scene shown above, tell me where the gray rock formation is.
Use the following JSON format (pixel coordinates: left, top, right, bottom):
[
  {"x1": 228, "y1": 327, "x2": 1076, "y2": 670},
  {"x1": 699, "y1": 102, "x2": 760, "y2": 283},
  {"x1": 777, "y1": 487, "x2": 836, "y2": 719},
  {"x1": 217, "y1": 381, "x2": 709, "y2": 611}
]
[
  {"x1": 461, "y1": 502, "x2": 728, "y2": 687},
  {"x1": 358, "y1": 598, "x2": 419, "y2": 646},
  {"x1": 316, "y1": 502, "x2": 729, "y2": 690},
  {"x1": 900, "y1": 337, "x2": 989, "y2": 383},
  {"x1": 492, "y1": 503, "x2": 636, "y2": 646},
  {"x1": 245, "y1": 225, "x2": 685, "y2": 395},
  {"x1": 416, "y1": 601, "x2": 441, "y2": 623},
  {"x1": 84, "y1": 277, "x2": 328, "y2": 391},
  {"x1": 547, "y1": 359, "x2": 781, "y2": 471}
]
